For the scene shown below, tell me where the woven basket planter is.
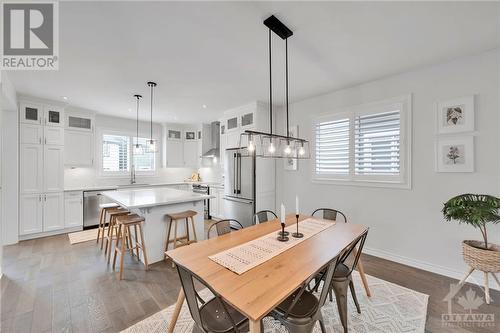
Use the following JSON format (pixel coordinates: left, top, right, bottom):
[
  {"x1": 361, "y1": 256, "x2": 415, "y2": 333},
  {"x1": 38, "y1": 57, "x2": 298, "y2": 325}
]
[{"x1": 462, "y1": 240, "x2": 500, "y2": 273}]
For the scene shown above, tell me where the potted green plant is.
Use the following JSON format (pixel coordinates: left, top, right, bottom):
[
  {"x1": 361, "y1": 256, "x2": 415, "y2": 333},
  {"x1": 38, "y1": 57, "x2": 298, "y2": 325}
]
[{"x1": 442, "y1": 194, "x2": 500, "y2": 304}]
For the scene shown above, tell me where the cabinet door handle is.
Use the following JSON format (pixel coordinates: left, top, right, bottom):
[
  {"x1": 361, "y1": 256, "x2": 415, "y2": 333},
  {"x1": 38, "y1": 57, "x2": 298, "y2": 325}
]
[
  {"x1": 39, "y1": 137, "x2": 42, "y2": 144},
  {"x1": 44, "y1": 195, "x2": 47, "y2": 201},
  {"x1": 44, "y1": 138, "x2": 47, "y2": 144},
  {"x1": 39, "y1": 195, "x2": 41, "y2": 202}
]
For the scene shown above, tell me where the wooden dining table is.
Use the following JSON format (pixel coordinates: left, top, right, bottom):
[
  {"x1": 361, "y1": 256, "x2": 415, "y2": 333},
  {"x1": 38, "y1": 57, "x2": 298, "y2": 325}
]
[{"x1": 166, "y1": 214, "x2": 369, "y2": 333}]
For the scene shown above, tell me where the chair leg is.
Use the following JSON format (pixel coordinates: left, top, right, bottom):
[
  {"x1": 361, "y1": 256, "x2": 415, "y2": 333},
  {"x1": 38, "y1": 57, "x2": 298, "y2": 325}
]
[
  {"x1": 332, "y1": 279, "x2": 350, "y2": 333},
  {"x1": 318, "y1": 312, "x2": 326, "y2": 333},
  {"x1": 349, "y1": 280, "x2": 361, "y2": 314},
  {"x1": 107, "y1": 218, "x2": 115, "y2": 264},
  {"x1": 119, "y1": 225, "x2": 126, "y2": 280},
  {"x1": 492, "y1": 273, "x2": 500, "y2": 288},
  {"x1": 112, "y1": 224, "x2": 122, "y2": 270},
  {"x1": 134, "y1": 224, "x2": 140, "y2": 258},
  {"x1": 97, "y1": 208, "x2": 104, "y2": 244},
  {"x1": 139, "y1": 223, "x2": 149, "y2": 270},
  {"x1": 165, "y1": 217, "x2": 173, "y2": 259},
  {"x1": 190, "y1": 216, "x2": 197, "y2": 242}
]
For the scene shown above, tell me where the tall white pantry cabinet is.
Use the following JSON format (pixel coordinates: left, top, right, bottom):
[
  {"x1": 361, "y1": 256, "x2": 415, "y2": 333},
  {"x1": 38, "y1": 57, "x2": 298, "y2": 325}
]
[{"x1": 19, "y1": 101, "x2": 65, "y2": 237}]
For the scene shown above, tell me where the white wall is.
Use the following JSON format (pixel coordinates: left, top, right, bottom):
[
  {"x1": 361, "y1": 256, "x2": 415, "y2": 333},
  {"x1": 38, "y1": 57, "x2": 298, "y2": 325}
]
[
  {"x1": 1, "y1": 72, "x2": 19, "y2": 247},
  {"x1": 277, "y1": 49, "x2": 500, "y2": 287}
]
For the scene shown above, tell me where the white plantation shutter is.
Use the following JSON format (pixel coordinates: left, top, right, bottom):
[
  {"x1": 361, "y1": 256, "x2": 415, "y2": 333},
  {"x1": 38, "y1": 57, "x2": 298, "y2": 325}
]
[
  {"x1": 102, "y1": 134, "x2": 129, "y2": 172},
  {"x1": 315, "y1": 118, "x2": 350, "y2": 175},
  {"x1": 312, "y1": 95, "x2": 410, "y2": 187},
  {"x1": 133, "y1": 137, "x2": 155, "y2": 171},
  {"x1": 355, "y1": 110, "x2": 400, "y2": 176}
]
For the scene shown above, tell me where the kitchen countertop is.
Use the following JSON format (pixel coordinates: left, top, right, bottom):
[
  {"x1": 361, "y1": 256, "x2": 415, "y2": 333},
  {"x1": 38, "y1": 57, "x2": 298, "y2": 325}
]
[
  {"x1": 101, "y1": 187, "x2": 213, "y2": 209},
  {"x1": 64, "y1": 181, "x2": 224, "y2": 192}
]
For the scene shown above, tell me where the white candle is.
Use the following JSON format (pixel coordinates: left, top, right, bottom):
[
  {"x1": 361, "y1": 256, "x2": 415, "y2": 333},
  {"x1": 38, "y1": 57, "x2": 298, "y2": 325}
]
[
  {"x1": 281, "y1": 203, "x2": 285, "y2": 224},
  {"x1": 295, "y1": 195, "x2": 299, "y2": 215}
]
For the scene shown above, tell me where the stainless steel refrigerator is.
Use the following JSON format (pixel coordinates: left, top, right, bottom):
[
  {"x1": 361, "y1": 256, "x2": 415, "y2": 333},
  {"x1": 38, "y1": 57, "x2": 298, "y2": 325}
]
[{"x1": 224, "y1": 148, "x2": 255, "y2": 228}]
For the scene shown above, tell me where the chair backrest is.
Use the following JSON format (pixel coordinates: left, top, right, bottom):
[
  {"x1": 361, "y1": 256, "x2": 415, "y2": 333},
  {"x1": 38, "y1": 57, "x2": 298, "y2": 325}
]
[
  {"x1": 281, "y1": 257, "x2": 338, "y2": 319},
  {"x1": 252, "y1": 210, "x2": 278, "y2": 225},
  {"x1": 337, "y1": 229, "x2": 369, "y2": 277},
  {"x1": 176, "y1": 264, "x2": 240, "y2": 333},
  {"x1": 207, "y1": 219, "x2": 243, "y2": 239},
  {"x1": 312, "y1": 208, "x2": 347, "y2": 223}
]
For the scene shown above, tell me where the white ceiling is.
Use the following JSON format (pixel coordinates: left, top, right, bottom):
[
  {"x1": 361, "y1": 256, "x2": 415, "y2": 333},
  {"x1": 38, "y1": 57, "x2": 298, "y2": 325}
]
[{"x1": 7, "y1": 1, "x2": 500, "y2": 123}]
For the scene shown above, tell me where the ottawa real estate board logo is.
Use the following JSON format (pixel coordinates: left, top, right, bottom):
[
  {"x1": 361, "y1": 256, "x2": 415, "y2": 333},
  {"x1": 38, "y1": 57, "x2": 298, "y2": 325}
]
[{"x1": 1, "y1": 1, "x2": 59, "y2": 70}]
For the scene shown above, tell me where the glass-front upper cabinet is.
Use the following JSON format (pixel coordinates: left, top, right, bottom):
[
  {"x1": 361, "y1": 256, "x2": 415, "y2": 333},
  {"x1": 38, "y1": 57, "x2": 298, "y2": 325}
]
[
  {"x1": 66, "y1": 113, "x2": 94, "y2": 132},
  {"x1": 226, "y1": 116, "x2": 238, "y2": 131},
  {"x1": 240, "y1": 112, "x2": 254, "y2": 128},
  {"x1": 20, "y1": 102, "x2": 43, "y2": 125},
  {"x1": 44, "y1": 106, "x2": 63, "y2": 127}
]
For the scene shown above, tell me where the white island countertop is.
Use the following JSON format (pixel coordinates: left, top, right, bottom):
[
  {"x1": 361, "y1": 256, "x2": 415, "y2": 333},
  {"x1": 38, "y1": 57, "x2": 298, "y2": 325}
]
[{"x1": 101, "y1": 187, "x2": 213, "y2": 209}]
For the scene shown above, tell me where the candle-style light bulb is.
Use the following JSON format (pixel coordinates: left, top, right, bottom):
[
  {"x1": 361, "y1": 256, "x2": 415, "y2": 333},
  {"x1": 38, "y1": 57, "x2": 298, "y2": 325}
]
[
  {"x1": 247, "y1": 140, "x2": 255, "y2": 152},
  {"x1": 268, "y1": 142, "x2": 276, "y2": 153},
  {"x1": 298, "y1": 145, "x2": 305, "y2": 156},
  {"x1": 284, "y1": 145, "x2": 291, "y2": 155}
]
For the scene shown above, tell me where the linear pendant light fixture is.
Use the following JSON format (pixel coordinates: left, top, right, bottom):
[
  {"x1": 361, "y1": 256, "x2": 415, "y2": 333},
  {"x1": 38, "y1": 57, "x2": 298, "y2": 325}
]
[
  {"x1": 146, "y1": 81, "x2": 158, "y2": 153},
  {"x1": 133, "y1": 94, "x2": 144, "y2": 155},
  {"x1": 239, "y1": 15, "x2": 310, "y2": 159}
]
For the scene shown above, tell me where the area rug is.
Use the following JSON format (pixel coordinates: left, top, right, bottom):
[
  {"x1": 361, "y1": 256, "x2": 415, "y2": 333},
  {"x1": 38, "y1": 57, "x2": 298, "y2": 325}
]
[
  {"x1": 121, "y1": 272, "x2": 429, "y2": 333},
  {"x1": 68, "y1": 228, "x2": 99, "y2": 244}
]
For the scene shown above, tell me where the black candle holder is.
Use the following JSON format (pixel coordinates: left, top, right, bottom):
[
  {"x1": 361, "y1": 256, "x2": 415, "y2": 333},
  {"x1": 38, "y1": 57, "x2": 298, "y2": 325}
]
[
  {"x1": 292, "y1": 214, "x2": 304, "y2": 238},
  {"x1": 277, "y1": 223, "x2": 289, "y2": 242}
]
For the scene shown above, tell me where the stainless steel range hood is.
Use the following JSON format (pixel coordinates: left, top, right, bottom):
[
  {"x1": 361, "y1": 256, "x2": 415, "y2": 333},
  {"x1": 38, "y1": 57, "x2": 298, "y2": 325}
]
[{"x1": 202, "y1": 121, "x2": 220, "y2": 158}]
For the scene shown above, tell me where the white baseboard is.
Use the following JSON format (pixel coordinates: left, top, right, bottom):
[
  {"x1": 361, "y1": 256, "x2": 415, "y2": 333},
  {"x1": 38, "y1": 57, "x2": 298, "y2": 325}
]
[
  {"x1": 364, "y1": 246, "x2": 500, "y2": 291},
  {"x1": 19, "y1": 226, "x2": 83, "y2": 241}
]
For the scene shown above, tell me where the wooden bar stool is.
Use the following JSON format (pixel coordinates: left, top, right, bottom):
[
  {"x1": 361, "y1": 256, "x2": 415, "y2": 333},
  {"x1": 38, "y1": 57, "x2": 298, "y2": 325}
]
[
  {"x1": 104, "y1": 208, "x2": 129, "y2": 262},
  {"x1": 164, "y1": 210, "x2": 198, "y2": 264},
  {"x1": 112, "y1": 214, "x2": 148, "y2": 280},
  {"x1": 97, "y1": 203, "x2": 120, "y2": 248}
]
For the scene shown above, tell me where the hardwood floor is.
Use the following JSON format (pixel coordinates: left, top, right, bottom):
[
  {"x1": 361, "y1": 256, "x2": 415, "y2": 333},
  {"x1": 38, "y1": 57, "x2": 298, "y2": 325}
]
[{"x1": 1, "y1": 232, "x2": 499, "y2": 333}]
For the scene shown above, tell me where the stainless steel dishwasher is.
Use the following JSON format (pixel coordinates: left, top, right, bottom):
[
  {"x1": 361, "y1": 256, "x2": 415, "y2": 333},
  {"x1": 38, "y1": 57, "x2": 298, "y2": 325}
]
[{"x1": 83, "y1": 190, "x2": 114, "y2": 228}]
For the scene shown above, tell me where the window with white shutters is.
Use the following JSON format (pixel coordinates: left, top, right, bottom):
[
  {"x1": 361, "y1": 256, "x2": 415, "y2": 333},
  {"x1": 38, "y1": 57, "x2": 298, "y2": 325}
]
[
  {"x1": 355, "y1": 110, "x2": 400, "y2": 176},
  {"x1": 100, "y1": 133, "x2": 157, "y2": 176},
  {"x1": 312, "y1": 95, "x2": 411, "y2": 188},
  {"x1": 315, "y1": 118, "x2": 350, "y2": 175},
  {"x1": 102, "y1": 134, "x2": 129, "y2": 172}
]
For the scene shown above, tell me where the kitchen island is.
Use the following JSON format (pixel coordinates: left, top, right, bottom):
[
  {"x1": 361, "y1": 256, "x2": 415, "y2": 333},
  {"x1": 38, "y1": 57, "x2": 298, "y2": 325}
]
[{"x1": 101, "y1": 187, "x2": 212, "y2": 264}]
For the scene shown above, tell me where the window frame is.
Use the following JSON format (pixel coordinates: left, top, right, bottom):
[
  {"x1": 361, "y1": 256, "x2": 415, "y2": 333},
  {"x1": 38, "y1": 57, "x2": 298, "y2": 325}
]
[
  {"x1": 97, "y1": 129, "x2": 158, "y2": 178},
  {"x1": 311, "y1": 94, "x2": 412, "y2": 189}
]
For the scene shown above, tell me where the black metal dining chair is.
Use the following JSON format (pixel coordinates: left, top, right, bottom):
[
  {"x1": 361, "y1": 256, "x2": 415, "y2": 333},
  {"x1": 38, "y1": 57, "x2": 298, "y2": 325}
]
[
  {"x1": 312, "y1": 208, "x2": 347, "y2": 223},
  {"x1": 311, "y1": 229, "x2": 369, "y2": 333},
  {"x1": 269, "y1": 257, "x2": 339, "y2": 333},
  {"x1": 207, "y1": 219, "x2": 244, "y2": 239},
  {"x1": 177, "y1": 263, "x2": 249, "y2": 333},
  {"x1": 252, "y1": 210, "x2": 278, "y2": 225}
]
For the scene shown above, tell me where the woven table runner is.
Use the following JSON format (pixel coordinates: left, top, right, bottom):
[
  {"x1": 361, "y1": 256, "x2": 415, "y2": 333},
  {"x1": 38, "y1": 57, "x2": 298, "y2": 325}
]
[{"x1": 209, "y1": 218, "x2": 335, "y2": 275}]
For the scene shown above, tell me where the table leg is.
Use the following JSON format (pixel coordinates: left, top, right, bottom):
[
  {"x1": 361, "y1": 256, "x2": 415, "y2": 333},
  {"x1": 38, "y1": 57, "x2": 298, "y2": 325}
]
[
  {"x1": 167, "y1": 289, "x2": 185, "y2": 333},
  {"x1": 249, "y1": 319, "x2": 262, "y2": 333},
  {"x1": 352, "y1": 248, "x2": 371, "y2": 297}
]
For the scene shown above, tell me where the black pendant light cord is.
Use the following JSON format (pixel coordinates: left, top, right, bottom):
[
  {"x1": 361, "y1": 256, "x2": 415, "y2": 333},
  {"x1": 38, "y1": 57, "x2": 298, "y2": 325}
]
[
  {"x1": 134, "y1": 94, "x2": 142, "y2": 146},
  {"x1": 269, "y1": 28, "x2": 273, "y2": 134},
  {"x1": 150, "y1": 84, "x2": 153, "y2": 141},
  {"x1": 285, "y1": 38, "x2": 289, "y2": 139}
]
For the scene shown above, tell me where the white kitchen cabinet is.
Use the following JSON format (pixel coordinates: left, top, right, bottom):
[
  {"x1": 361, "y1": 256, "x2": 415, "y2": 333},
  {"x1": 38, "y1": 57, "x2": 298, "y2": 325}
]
[
  {"x1": 209, "y1": 187, "x2": 225, "y2": 220},
  {"x1": 64, "y1": 130, "x2": 93, "y2": 166},
  {"x1": 44, "y1": 146, "x2": 64, "y2": 192},
  {"x1": 183, "y1": 140, "x2": 199, "y2": 167},
  {"x1": 44, "y1": 106, "x2": 63, "y2": 127},
  {"x1": 64, "y1": 192, "x2": 83, "y2": 228},
  {"x1": 20, "y1": 144, "x2": 43, "y2": 194},
  {"x1": 20, "y1": 124, "x2": 43, "y2": 145},
  {"x1": 66, "y1": 113, "x2": 94, "y2": 132},
  {"x1": 225, "y1": 131, "x2": 240, "y2": 149},
  {"x1": 44, "y1": 126, "x2": 64, "y2": 145},
  {"x1": 166, "y1": 140, "x2": 184, "y2": 167},
  {"x1": 20, "y1": 102, "x2": 43, "y2": 125},
  {"x1": 43, "y1": 192, "x2": 65, "y2": 231},
  {"x1": 19, "y1": 194, "x2": 43, "y2": 235}
]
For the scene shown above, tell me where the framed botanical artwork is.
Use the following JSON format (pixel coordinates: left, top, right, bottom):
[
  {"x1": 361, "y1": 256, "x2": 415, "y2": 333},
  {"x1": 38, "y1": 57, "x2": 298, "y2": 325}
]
[
  {"x1": 284, "y1": 125, "x2": 298, "y2": 171},
  {"x1": 436, "y1": 95, "x2": 475, "y2": 134},
  {"x1": 435, "y1": 136, "x2": 474, "y2": 172}
]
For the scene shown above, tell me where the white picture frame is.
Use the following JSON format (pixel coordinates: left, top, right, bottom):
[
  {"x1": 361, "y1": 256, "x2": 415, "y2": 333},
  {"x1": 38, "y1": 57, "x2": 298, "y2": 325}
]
[
  {"x1": 435, "y1": 136, "x2": 474, "y2": 173},
  {"x1": 436, "y1": 95, "x2": 475, "y2": 134},
  {"x1": 284, "y1": 125, "x2": 298, "y2": 171}
]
